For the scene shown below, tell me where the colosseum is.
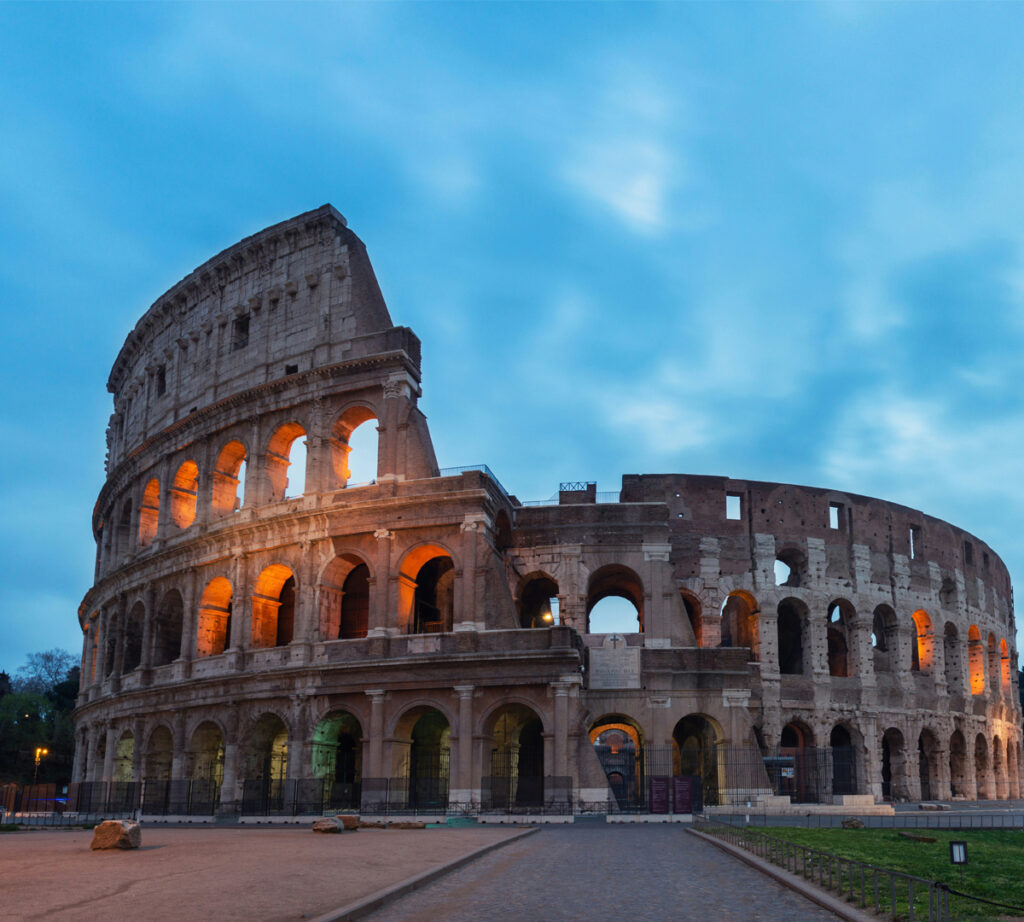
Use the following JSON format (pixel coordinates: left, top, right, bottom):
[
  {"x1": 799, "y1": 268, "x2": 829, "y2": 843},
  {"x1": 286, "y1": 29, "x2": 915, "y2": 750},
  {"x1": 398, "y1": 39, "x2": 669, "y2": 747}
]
[{"x1": 73, "y1": 205, "x2": 1022, "y2": 819}]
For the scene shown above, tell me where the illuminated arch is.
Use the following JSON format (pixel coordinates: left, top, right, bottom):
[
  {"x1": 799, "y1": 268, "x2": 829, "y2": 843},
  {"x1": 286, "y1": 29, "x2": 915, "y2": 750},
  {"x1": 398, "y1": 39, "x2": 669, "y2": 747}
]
[
  {"x1": 911, "y1": 610, "x2": 934, "y2": 673},
  {"x1": 211, "y1": 440, "x2": 247, "y2": 515},
  {"x1": 330, "y1": 405, "x2": 379, "y2": 488},
  {"x1": 266, "y1": 421, "x2": 306, "y2": 500},
  {"x1": 138, "y1": 478, "x2": 160, "y2": 546},
  {"x1": 197, "y1": 577, "x2": 233, "y2": 657},
  {"x1": 251, "y1": 564, "x2": 296, "y2": 649},
  {"x1": 170, "y1": 460, "x2": 199, "y2": 528},
  {"x1": 319, "y1": 553, "x2": 372, "y2": 640},
  {"x1": 398, "y1": 543, "x2": 455, "y2": 634},
  {"x1": 586, "y1": 564, "x2": 644, "y2": 634}
]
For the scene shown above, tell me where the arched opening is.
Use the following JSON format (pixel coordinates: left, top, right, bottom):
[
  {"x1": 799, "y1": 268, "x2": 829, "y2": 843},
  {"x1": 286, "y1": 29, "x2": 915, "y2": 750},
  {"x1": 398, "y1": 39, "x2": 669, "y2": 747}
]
[
  {"x1": 393, "y1": 708, "x2": 451, "y2": 810},
  {"x1": 829, "y1": 724, "x2": 857, "y2": 795},
  {"x1": 312, "y1": 711, "x2": 363, "y2": 810},
  {"x1": 918, "y1": 729, "x2": 940, "y2": 801},
  {"x1": 993, "y1": 735, "x2": 1006, "y2": 799},
  {"x1": 211, "y1": 440, "x2": 247, "y2": 515},
  {"x1": 143, "y1": 725, "x2": 173, "y2": 782},
  {"x1": 975, "y1": 733, "x2": 990, "y2": 800},
  {"x1": 911, "y1": 610, "x2": 934, "y2": 673},
  {"x1": 113, "y1": 731, "x2": 134, "y2": 783},
  {"x1": 116, "y1": 499, "x2": 133, "y2": 558},
  {"x1": 774, "y1": 547, "x2": 806, "y2": 588},
  {"x1": 943, "y1": 623, "x2": 962, "y2": 693},
  {"x1": 319, "y1": 554, "x2": 371, "y2": 640},
  {"x1": 170, "y1": 460, "x2": 199, "y2": 528},
  {"x1": 330, "y1": 406, "x2": 379, "y2": 487},
  {"x1": 152, "y1": 589, "x2": 183, "y2": 667},
  {"x1": 680, "y1": 592, "x2": 702, "y2": 646},
  {"x1": 1007, "y1": 739, "x2": 1019, "y2": 799},
  {"x1": 674, "y1": 715, "x2": 722, "y2": 808},
  {"x1": 779, "y1": 721, "x2": 817, "y2": 803},
  {"x1": 871, "y1": 604, "x2": 898, "y2": 673},
  {"x1": 949, "y1": 730, "x2": 968, "y2": 798},
  {"x1": 103, "y1": 608, "x2": 119, "y2": 678},
  {"x1": 399, "y1": 545, "x2": 455, "y2": 634},
  {"x1": 1000, "y1": 639, "x2": 1012, "y2": 695},
  {"x1": 720, "y1": 590, "x2": 759, "y2": 659},
  {"x1": 484, "y1": 704, "x2": 545, "y2": 809},
  {"x1": 138, "y1": 478, "x2": 160, "y2": 546},
  {"x1": 242, "y1": 714, "x2": 288, "y2": 812},
  {"x1": 881, "y1": 727, "x2": 908, "y2": 802},
  {"x1": 827, "y1": 599, "x2": 855, "y2": 677},
  {"x1": 968, "y1": 625, "x2": 985, "y2": 694},
  {"x1": 197, "y1": 577, "x2": 232, "y2": 657},
  {"x1": 987, "y1": 633, "x2": 1000, "y2": 693},
  {"x1": 590, "y1": 716, "x2": 644, "y2": 810},
  {"x1": 188, "y1": 721, "x2": 224, "y2": 811},
  {"x1": 586, "y1": 565, "x2": 643, "y2": 634},
  {"x1": 122, "y1": 601, "x2": 144, "y2": 673},
  {"x1": 266, "y1": 421, "x2": 307, "y2": 500},
  {"x1": 777, "y1": 597, "x2": 807, "y2": 675},
  {"x1": 251, "y1": 564, "x2": 296, "y2": 648},
  {"x1": 518, "y1": 574, "x2": 559, "y2": 629}
]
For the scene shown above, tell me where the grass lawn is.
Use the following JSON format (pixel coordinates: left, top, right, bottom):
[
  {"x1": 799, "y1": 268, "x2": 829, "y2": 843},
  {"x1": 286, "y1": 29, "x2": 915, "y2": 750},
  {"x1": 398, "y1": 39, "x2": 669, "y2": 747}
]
[{"x1": 743, "y1": 826, "x2": 1024, "y2": 920}]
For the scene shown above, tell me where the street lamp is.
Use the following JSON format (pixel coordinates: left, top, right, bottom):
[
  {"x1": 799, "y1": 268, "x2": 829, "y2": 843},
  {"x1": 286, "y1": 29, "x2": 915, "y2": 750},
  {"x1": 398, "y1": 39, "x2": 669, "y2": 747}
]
[{"x1": 33, "y1": 747, "x2": 48, "y2": 785}]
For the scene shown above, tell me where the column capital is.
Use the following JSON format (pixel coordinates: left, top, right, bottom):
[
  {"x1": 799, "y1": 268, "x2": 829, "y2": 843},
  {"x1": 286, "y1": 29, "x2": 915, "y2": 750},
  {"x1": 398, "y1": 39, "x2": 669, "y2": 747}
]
[
  {"x1": 373, "y1": 529, "x2": 392, "y2": 541},
  {"x1": 454, "y1": 684, "x2": 475, "y2": 698},
  {"x1": 365, "y1": 688, "x2": 387, "y2": 700}
]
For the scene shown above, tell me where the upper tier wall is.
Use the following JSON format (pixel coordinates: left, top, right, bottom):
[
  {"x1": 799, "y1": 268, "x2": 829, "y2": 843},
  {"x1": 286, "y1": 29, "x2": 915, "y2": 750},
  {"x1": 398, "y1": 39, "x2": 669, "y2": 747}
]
[{"x1": 105, "y1": 205, "x2": 395, "y2": 471}]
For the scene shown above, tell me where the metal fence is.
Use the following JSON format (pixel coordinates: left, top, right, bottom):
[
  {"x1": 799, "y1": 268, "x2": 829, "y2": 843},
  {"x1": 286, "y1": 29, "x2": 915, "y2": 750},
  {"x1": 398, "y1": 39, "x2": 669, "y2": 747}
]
[
  {"x1": 697, "y1": 819, "x2": 1024, "y2": 922},
  {"x1": 712, "y1": 811, "x2": 1024, "y2": 830}
]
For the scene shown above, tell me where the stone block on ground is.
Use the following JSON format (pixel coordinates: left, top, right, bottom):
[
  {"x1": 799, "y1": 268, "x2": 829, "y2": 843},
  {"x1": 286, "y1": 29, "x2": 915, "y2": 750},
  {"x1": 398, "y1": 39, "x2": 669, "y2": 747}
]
[
  {"x1": 334, "y1": 815, "x2": 359, "y2": 830},
  {"x1": 841, "y1": 817, "x2": 864, "y2": 829},
  {"x1": 90, "y1": 820, "x2": 141, "y2": 850},
  {"x1": 389, "y1": 821, "x2": 426, "y2": 829},
  {"x1": 312, "y1": 817, "x2": 342, "y2": 833}
]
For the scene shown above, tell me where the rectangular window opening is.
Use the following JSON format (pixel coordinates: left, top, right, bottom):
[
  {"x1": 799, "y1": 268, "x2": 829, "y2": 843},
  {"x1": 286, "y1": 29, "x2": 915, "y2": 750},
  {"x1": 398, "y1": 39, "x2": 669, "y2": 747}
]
[
  {"x1": 828, "y1": 502, "x2": 842, "y2": 530},
  {"x1": 983, "y1": 551, "x2": 990, "y2": 570},
  {"x1": 285, "y1": 363, "x2": 299, "y2": 376},
  {"x1": 232, "y1": 314, "x2": 250, "y2": 351},
  {"x1": 909, "y1": 525, "x2": 920, "y2": 560},
  {"x1": 725, "y1": 493, "x2": 742, "y2": 521},
  {"x1": 964, "y1": 540, "x2": 974, "y2": 566},
  {"x1": 156, "y1": 365, "x2": 166, "y2": 397}
]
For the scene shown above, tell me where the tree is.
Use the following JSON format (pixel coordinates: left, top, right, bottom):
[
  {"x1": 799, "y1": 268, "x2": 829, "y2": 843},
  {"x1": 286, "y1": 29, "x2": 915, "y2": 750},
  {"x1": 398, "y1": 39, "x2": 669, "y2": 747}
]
[{"x1": 13, "y1": 649, "x2": 77, "y2": 695}]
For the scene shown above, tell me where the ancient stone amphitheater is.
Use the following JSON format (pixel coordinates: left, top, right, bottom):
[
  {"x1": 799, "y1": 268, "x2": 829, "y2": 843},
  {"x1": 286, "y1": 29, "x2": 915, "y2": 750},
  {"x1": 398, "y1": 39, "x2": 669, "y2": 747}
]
[{"x1": 73, "y1": 205, "x2": 1022, "y2": 817}]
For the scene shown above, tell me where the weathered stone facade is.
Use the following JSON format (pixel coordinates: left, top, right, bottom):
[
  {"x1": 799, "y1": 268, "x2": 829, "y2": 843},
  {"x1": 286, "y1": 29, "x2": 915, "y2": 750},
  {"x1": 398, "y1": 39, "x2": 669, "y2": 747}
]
[{"x1": 74, "y1": 206, "x2": 1023, "y2": 812}]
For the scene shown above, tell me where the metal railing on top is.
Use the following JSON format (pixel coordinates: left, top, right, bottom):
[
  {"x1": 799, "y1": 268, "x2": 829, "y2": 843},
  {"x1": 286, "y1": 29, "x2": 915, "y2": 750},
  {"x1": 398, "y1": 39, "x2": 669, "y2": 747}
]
[{"x1": 436, "y1": 464, "x2": 512, "y2": 499}]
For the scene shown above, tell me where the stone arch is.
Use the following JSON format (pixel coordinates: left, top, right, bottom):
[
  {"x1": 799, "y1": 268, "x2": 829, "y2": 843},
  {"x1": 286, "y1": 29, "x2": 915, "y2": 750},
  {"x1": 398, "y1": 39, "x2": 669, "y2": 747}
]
[
  {"x1": 197, "y1": 577, "x2": 232, "y2": 658},
  {"x1": 911, "y1": 609, "x2": 935, "y2": 673},
  {"x1": 330, "y1": 405, "x2": 379, "y2": 488},
  {"x1": 1006, "y1": 738, "x2": 1019, "y2": 799},
  {"x1": 777, "y1": 597, "x2": 808, "y2": 675},
  {"x1": 312, "y1": 710, "x2": 363, "y2": 810},
  {"x1": 943, "y1": 622, "x2": 962, "y2": 693},
  {"x1": 774, "y1": 545, "x2": 807, "y2": 588},
  {"x1": 517, "y1": 572, "x2": 559, "y2": 629},
  {"x1": 398, "y1": 543, "x2": 455, "y2": 635},
  {"x1": 881, "y1": 727, "x2": 909, "y2": 802},
  {"x1": 211, "y1": 439, "x2": 247, "y2": 515},
  {"x1": 242, "y1": 712, "x2": 289, "y2": 783},
  {"x1": 138, "y1": 478, "x2": 160, "y2": 546},
  {"x1": 871, "y1": 604, "x2": 898, "y2": 672},
  {"x1": 720, "y1": 590, "x2": 759, "y2": 659},
  {"x1": 113, "y1": 729, "x2": 134, "y2": 783},
  {"x1": 320, "y1": 553, "x2": 372, "y2": 640},
  {"x1": 987, "y1": 633, "x2": 1000, "y2": 692},
  {"x1": 917, "y1": 728, "x2": 941, "y2": 801},
  {"x1": 968, "y1": 625, "x2": 985, "y2": 694},
  {"x1": 827, "y1": 599, "x2": 856, "y2": 677},
  {"x1": 674, "y1": 714, "x2": 723, "y2": 808},
  {"x1": 116, "y1": 497, "x2": 133, "y2": 557},
  {"x1": 590, "y1": 714, "x2": 646, "y2": 809},
  {"x1": 143, "y1": 724, "x2": 174, "y2": 782},
  {"x1": 586, "y1": 564, "x2": 644, "y2": 634},
  {"x1": 975, "y1": 732, "x2": 991, "y2": 800},
  {"x1": 1000, "y1": 638, "x2": 1012, "y2": 696},
  {"x1": 188, "y1": 720, "x2": 225, "y2": 786},
  {"x1": 266, "y1": 421, "x2": 307, "y2": 500},
  {"x1": 251, "y1": 564, "x2": 296, "y2": 648},
  {"x1": 949, "y1": 729, "x2": 969, "y2": 798},
  {"x1": 993, "y1": 735, "x2": 1006, "y2": 799},
  {"x1": 122, "y1": 600, "x2": 145, "y2": 673},
  {"x1": 152, "y1": 589, "x2": 184, "y2": 667},
  {"x1": 170, "y1": 460, "x2": 199, "y2": 529},
  {"x1": 391, "y1": 705, "x2": 451, "y2": 810},
  {"x1": 483, "y1": 703, "x2": 545, "y2": 808},
  {"x1": 679, "y1": 590, "x2": 702, "y2": 647},
  {"x1": 829, "y1": 723, "x2": 860, "y2": 796}
]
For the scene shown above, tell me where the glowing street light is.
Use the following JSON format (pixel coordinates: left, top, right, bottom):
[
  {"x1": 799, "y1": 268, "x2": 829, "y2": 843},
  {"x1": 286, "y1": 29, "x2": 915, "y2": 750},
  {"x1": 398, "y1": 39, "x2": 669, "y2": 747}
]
[{"x1": 33, "y1": 747, "x2": 48, "y2": 784}]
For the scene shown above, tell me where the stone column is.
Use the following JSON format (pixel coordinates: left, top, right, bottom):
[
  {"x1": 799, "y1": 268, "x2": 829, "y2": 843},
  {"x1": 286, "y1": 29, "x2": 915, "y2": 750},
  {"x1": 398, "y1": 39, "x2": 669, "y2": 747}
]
[
  {"x1": 365, "y1": 690, "x2": 387, "y2": 779},
  {"x1": 228, "y1": 552, "x2": 248, "y2": 665},
  {"x1": 452, "y1": 685, "x2": 475, "y2": 805},
  {"x1": 551, "y1": 681, "x2": 571, "y2": 790},
  {"x1": 457, "y1": 519, "x2": 481, "y2": 629},
  {"x1": 368, "y1": 530, "x2": 392, "y2": 636},
  {"x1": 101, "y1": 726, "x2": 117, "y2": 783},
  {"x1": 131, "y1": 720, "x2": 145, "y2": 782},
  {"x1": 171, "y1": 713, "x2": 188, "y2": 781},
  {"x1": 71, "y1": 728, "x2": 85, "y2": 783},
  {"x1": 178, "y1": 568, "x2": 198, "y2": 669},
  {"x1": 139, "y1": 586, "x2": 157, "y2": 671}
]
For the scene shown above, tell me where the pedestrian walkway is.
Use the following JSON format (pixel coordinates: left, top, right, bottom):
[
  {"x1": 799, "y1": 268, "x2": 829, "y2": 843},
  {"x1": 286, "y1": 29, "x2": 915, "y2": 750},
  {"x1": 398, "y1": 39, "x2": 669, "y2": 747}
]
[{"x1": 363, "y1": 823, "x2": 841, "y2": 921}]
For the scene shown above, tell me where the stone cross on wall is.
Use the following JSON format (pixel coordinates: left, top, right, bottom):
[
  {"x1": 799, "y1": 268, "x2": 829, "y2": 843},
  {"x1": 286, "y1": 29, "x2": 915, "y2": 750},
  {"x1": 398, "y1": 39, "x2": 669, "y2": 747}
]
[{"x1": 606, "y1": 633, "x2": 624, "y2": 649}]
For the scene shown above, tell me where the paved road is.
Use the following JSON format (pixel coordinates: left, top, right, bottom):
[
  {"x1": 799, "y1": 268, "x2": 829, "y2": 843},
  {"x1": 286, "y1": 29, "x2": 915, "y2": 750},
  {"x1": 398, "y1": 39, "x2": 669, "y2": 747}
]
[{"x1": 363, "y1": 822, "x2": 840, "y2": 922}]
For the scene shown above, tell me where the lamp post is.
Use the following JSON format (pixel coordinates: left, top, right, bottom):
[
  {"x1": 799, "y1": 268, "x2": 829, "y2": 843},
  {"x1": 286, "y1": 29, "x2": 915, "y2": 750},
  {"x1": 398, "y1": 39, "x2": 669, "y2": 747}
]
[{"x1": 33, "y1": 747, "x2": 48, "y2": 785}]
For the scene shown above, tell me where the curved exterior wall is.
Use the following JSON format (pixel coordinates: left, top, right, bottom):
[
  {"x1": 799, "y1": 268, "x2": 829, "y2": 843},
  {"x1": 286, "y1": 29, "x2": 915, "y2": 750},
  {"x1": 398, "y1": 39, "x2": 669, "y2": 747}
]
[{"x1": 75, "y1": 206, "x2": 1023, "y2": 812}]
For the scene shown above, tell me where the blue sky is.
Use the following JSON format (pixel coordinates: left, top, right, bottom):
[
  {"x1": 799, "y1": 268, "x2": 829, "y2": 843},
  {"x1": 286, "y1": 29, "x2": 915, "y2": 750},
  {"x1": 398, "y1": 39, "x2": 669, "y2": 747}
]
[{"x1": 3, "y1": 2, "x2": 1024, "y2": 675}]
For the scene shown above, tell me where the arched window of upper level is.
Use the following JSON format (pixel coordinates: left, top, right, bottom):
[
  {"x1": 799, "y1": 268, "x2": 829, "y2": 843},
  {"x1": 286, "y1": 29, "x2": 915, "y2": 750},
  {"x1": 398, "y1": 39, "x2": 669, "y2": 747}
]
[
  {"x1": 211, "y1": 440, "x2": 247, "y2": 515},
  {"x1": 680, "y1": 591, "x2": 702, "y2": 646},
  {"x1": 251, "y1": 564, "x2": 296, "y2": 648},
  {"x1": 943, "y1": 622, "x2": 962, "y2": 692},
  {"x1": 518, "y1": 574, "x2": 559, "y2": 628},
  {"x1": 720, "y1": 591, "x2": 759, "y2": 659},
  {"x1": 827, "y1": 599, "x2": 856, "y2": 677},
  {"x1": 911, "y1": 609, "x2": 934, "y2": 673},
  {"x1": 318, "y1": 553, "x2": 372, "y2": 640},
  {"x1": 586, "y1": 565, "x2": 643, "y2": 634},
  {"x1": 138, "y1": 479, "x2": 160, "y2": 546},
  {"x1": 116, "y1": 499, "x2": 133, "y2": 558},
  {"x1": 330, "y1": 406, "x2": 378, "y2": 488},
  {"x1": 170, "y1": 460, "x2": 199, "y2": 528},
  {"x1": 987, "y1": 632, "x2": 1000, "y2": 691},
  {"x1": 777, "y1": 597, "x2": 808, "y2": 675},
  {"x1": 197, "y1": 577, "x2": 233, "y2": 658},
  {"x1": 774, "y1": 548, "x2": 806, "y2": 588},
  {"x1": 1000, "y1": 638, "x2": 1011, "y2": 695},
  {"x1": 122, "y1": 601, "x2": 145, "y2": 673},
  {"x1": 871, "y1": 604, "x2": 898, "y2": 674},
  {"x1": 153, "y1": 589, "x2": 184, "y2": 667},
  {"x1": 398, "y1": 544, "x2": 455, "y2": 634},
  {"x1": 267, "y1": 422, "x2": 306, "y2": 500},
  {"x1": 968, "y1": 624, "x2": 985, "y2": 695}
]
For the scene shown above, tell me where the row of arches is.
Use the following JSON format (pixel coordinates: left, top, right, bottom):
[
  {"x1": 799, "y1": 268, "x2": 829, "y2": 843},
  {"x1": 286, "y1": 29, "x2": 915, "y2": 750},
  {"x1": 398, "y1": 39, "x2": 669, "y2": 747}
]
[
  {"x1": 102, "y1": 406, "x2": 379, "y2": 564},
  {"x1": 715, "y1": 590, "x2": 1015, "y2": 696}
]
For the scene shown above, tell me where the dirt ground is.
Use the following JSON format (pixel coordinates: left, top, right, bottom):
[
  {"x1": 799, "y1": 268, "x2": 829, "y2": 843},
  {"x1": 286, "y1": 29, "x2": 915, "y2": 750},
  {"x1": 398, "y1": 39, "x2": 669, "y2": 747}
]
[{"x1": 0, "y1": 824, "x2": 521, "y2": 922}]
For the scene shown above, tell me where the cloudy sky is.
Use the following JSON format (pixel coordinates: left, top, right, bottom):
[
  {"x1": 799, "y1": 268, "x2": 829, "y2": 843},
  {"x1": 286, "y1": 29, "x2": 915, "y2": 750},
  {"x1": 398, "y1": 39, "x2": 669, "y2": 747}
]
[{"x1": 3, "y1": 2, "x2": 1024, "y2": 675}]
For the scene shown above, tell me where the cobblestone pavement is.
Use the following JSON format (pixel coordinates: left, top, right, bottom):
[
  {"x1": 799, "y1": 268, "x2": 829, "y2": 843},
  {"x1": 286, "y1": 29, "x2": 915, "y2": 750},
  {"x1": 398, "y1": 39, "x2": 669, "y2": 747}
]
[{"x1": 363, "y1": 822, "x2": 841, "y2": 921}]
